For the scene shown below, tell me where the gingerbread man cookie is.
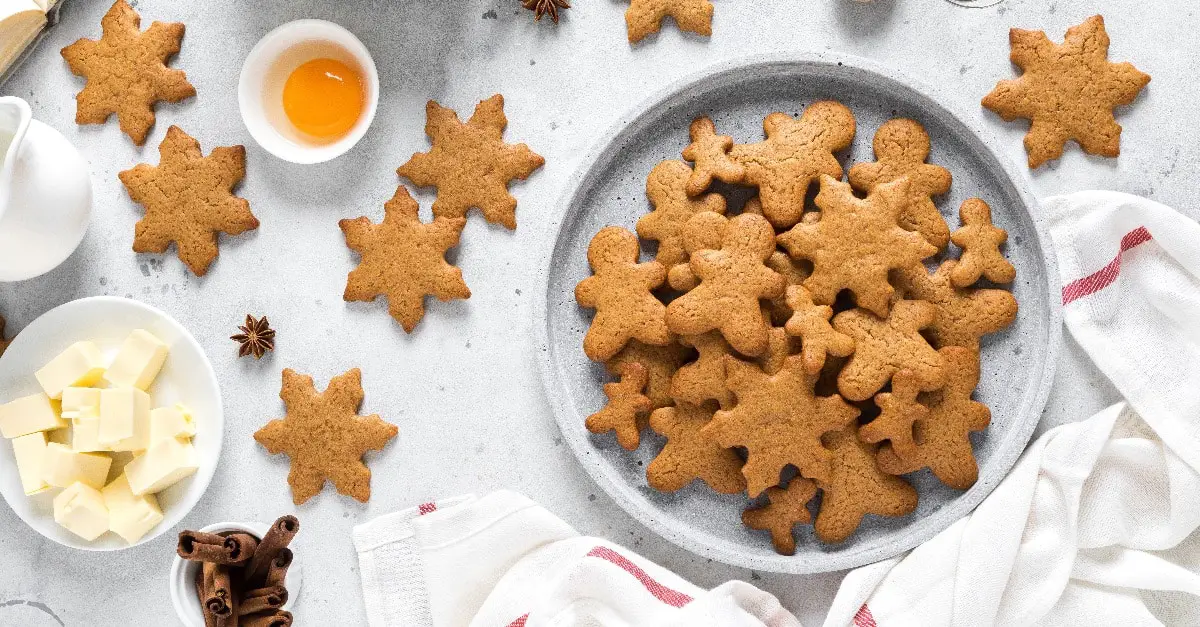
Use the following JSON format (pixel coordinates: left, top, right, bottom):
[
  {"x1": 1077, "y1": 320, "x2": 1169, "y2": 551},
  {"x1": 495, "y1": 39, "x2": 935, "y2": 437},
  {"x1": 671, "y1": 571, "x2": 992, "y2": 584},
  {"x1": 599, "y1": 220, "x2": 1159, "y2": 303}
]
[
  {"x1": 896, "y1": 262, "x2": 1017, "y2": 350},
  {"x1": 982, "y1": 15, "x2": 1151, "y2": 168},
  {"x1": 681, "y1": 117, "x2": 745, "y2": 195},
  {"x1": 858, "y1": 370, "x2": 929, "y2": 462},
  {"x1": 637, "y1": 160, "x2": 727, "y2": 267},
  {"x1": 815, "y1": 426, "x2": 918, "y2": 543},
  {"x1": 607, "y1": 341, "x2": 693, "y2": 409},
  {"x1": 742, "y1": 478, "x2": 817, "y2": 555},
  {"x1": 757, "y1": 326, "x2": 799, "y2": 376},
  {"x1": 586, "y1": 362, "x2": 653, "y2": 451},
  {"x1": 625, "y1": 0, "x2": 713, "y2": 43},
  {"x1": 0, "y1": 315, "x2": 9, "y2": 357},
  {"x1": 730, "y1": 102, "x2": 856, "y2": 228},
  {"x1": 832, "y1": 300, "x2": 946, "y2": 402},
  {"x1": 703, "y1": 355, "x2": 859, "y2": 495},
  {"x1": 671, "y1": 332, "x2": 735, "y2": 409},
  {"x1": 950, "y1": 198, "x2": 1016, "y2": 287},
  {"x1": 848, "y1": 118, "x2": 952, "y2": 249},
  {"x1": 647, "y1": 402, "x2": 746, "y2": 494},
  {"x1": 783, "y1": 285, "x2": 856, "y2": 376},
  {"x1": 666, "y1": 211, "x2": 728, "y2": 291},
  {"x1": 763, "y1": 251, "x2": 813, "y2": 325},
  {"x1": 665, "y1": 214, "x2": 785, "y2": 356},
  {"x1": 576, "y1": 226, "x2": 672, "y2": 362},
  {"x1": 877, "y1": 347, "x2": 991, "y2": 490},
  {"x1": 778, "y1": 175, "x2": 937, "y2": 317}
]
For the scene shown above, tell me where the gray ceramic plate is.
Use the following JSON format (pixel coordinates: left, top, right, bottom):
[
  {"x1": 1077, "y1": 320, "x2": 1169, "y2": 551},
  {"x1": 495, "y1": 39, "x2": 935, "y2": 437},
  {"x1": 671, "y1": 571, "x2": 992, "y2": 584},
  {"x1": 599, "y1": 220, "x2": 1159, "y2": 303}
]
[{"x1": 534, "y1": 53, "x2": 1062, "y2": 574}]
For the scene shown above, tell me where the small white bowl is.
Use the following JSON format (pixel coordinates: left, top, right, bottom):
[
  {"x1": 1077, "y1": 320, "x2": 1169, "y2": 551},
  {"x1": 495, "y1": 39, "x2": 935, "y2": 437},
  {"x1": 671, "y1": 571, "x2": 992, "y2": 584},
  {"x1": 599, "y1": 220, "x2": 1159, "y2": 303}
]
[
  {"x1": 170, "y1": 521, "x2": 303, "y2": 627},
  {"x1": 238, "y1": 20, "x2": 379, "y2": 164},
  {"x1": 0, "y1": 296, "x2": 223, "y2": 550}
]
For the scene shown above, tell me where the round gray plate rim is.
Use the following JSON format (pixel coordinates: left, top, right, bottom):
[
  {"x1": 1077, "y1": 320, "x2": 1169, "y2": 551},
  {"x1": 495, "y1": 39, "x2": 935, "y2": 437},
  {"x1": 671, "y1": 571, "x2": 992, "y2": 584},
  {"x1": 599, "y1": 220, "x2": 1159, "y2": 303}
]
[{"x1": 533, "y1": 52, "x2": 1063, "y2": 574}]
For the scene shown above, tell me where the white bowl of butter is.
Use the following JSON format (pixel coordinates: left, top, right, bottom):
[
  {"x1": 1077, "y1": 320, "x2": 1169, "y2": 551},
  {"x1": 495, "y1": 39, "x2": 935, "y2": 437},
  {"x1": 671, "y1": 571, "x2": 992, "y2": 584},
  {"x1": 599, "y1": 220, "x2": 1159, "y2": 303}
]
[{"x1": 0, "y1": 296, "x2": 222, "y2": 550}]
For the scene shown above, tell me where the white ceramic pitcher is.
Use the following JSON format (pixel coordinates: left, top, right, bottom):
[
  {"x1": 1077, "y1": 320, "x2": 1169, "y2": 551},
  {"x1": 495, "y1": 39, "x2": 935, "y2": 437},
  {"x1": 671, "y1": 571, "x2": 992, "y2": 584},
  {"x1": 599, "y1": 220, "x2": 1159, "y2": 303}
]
[{"x1": 0, "y1": 96, "x2": 92, "y2": 282}]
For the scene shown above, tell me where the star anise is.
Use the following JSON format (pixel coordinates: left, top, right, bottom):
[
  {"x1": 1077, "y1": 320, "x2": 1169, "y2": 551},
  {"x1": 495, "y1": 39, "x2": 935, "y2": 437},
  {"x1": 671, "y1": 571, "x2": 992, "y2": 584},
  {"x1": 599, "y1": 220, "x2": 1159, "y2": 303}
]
[
  {"x1": 522, "y1": 0, "x2": 570, "y2": 23},
  {"x1": 231, "y1": 314, "x2": 275, "y2": 359}
]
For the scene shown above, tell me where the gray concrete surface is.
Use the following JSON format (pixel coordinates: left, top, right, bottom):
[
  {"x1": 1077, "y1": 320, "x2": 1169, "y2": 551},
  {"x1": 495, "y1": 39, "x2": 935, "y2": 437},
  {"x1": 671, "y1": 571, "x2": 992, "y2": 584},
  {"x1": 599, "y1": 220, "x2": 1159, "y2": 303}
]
[{"x1": 0, "y1": 0, "x2": 1193, "y2": 625}]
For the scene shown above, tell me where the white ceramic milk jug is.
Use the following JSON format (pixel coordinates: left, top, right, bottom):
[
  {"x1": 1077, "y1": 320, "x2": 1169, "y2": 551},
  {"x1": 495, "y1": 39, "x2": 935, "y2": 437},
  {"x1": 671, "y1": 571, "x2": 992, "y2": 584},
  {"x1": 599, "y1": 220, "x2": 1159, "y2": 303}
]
[{"x1": 0, "y1": 95, "x2": 92, "y2": 282}]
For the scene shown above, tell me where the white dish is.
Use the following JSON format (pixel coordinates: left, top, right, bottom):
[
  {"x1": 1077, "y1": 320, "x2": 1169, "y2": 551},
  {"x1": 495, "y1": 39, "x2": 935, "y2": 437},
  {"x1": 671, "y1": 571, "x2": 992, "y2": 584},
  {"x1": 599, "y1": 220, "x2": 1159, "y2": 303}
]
[
  {"x1": 238, "y1": 19, "x2": 379, "y2": 164},
  {"x1": 169, "y1": 521, "x2": 302, "y2": 627},
  {"x1": 0, "y1": 296, "x2": 223, "y2": 550}
]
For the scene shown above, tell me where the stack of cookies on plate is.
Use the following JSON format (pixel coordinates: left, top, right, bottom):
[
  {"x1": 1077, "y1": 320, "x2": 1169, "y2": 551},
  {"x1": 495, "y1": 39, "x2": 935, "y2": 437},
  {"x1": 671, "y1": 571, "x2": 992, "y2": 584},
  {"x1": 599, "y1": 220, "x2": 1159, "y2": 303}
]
[{"x1": 574, "y1": 103, "x2": 1018, "y2": 554}]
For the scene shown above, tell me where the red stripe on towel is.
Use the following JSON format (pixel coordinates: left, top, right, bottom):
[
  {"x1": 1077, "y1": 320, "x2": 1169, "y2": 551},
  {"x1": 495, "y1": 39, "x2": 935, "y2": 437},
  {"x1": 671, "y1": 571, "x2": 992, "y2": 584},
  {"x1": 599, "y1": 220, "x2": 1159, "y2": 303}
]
[
  {"x1": 504, "y1": 613, "x2": 529, "y2": 627},
  {"x1": 1062, "y1": 226, "x2": 1152, "y2": 305},
  {"x1": 585, "y1": 545, "x2": 694, "y2": 607},
  {"x1": 853, "y1": 603, "x2": 878, "y2": 627},
  {"x1": 418, "y1": 502, "x2": 437, "y2": 515}
]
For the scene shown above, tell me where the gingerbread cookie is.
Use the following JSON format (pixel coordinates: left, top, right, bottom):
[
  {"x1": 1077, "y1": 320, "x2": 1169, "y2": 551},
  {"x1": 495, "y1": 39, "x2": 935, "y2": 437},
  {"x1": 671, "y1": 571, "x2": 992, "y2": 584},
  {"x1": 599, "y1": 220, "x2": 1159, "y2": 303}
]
[
  {"x1": 858, "y1": 370, "x2": 928, "y2": 461},
  {"x1": 647, "y1": 402, "x2": 745, "y2": 494},
  {"x1": 896, "y1": 262, "x2": 1017, "y2": 350},
  {"x1": 0, "y1": 315, "x2": 9, "y2": 357},
  {"x1": 757, "y1": 325, "x2": 799, "y2": 376},
  {"x1": 254, "y1": 368, "x2": 397, "y2": 504},
  {"x1": 397, "y1": 95, "x2": 544, "y2": 229},
  {"x1": 575, "y1": 226, "x2": 671, "y2": 362},
  {"x1": 981, "y1": 15, "x2": 1150, "y2": 168},
  {"x1": 742, "y1": 478, "x2": 817, "y2": 555},
  {"x1": 681, "y1": 117, "x2": 745, "y2": 195},
  {"x1": 950, "y1": 198, "x2": 1016, "y2": 287},
  {"x1": 586, "y1": 362, "x2": 653, "y2": 451},
  {"x1": 703, "y1": 355, "x2": 859, "y2": 495},
  {"x1": 637, "y1": 161, "x2": 727, "y2": 267},
  {"x1": 671, "y1": 332, "x2": 735, "y2": 409},
  {"x1": 730, "y1": 102, "x2": 856, "y2": 228},
  {"x1": 877, "y1": 347, "x2": 991, "y2": 490},
  {"x1": 340, "y1": 186, "x2": 471, "y2": 333},
  {"x1": 778, "y1": 175, "x2": 937, "y2": 317},
  {"x1": 815, "y1": 426, "x2": 918, "y2": 543},
  {"x1": 119, "y1": 126, "x2": 257, "y2": 276},
  {"x1": 607, "y1": 341, "x2": 693, "y2": 409},
  {"x1": 832, "y1": 300, "x2": 946, "y2": 401},
  {"x1": 666, "y1": 211, "x2": 728, "y2": 291},
  {"x1": 783, "y1": 285, "x2": 856, "y2": 376},
  {"x1": 763, "y1": 251, "x2": 812, "y2": 324},
  {"x1": 848, "y1": 119, "x2": 952, "y2": 249},
  {"x1": 665, "y1": 214, "x2": 785, "y2": 356},
  {"x1": 625, "y1": 0, "x2": 713, "y2": 43},
  {"x1": 60, "y1": 0, "x2": 195, "y2": 145}
]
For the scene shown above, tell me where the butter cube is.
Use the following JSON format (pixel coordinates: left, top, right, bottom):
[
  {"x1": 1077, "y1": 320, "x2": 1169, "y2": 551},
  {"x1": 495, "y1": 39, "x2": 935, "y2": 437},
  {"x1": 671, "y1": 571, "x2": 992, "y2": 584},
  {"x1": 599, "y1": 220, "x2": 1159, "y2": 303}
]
[
  {"x1": 35, "y1": 342, "x2": 106, "y2": 399},
  {"x1": 149, "y1": 404, "x2": 196, "y2": 444},
  {"x1": 53, "y1": 482, "x2": 109, "y2": 541},
  {"x1": 42, "y1": 442, "x2": 112, "y2": 489},
  {"x1": 98, "y1": 387, "x2": 150, "y2": 447},
  {"x1": 12, "y1": 432, "x2": 50, "y2": 495},
  {"x1": 125, "y1": 437, "x2": 198, "y2": 495},
  {"x1": 102, "y1": 473, "x2": 163, "y2": 544},
  {"x1": 0, "y1": 393, "x2": 66, "y2": 438},
  {"x1": 70, "y1": 415, "x2": 109, "y2": 452},
  {"x1": 103, "y1": 330, "x2": 168, "y2": 391},
  {"x1": 60, "y1": 387, "x2": 102, "y2": 419}
]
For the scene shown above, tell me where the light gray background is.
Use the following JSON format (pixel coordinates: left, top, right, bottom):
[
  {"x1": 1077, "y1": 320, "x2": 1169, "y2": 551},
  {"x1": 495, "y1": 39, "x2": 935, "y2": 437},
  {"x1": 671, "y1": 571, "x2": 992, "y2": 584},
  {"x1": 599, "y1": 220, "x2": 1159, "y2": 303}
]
[{"x1": 0, "y1": 0, "x2": 1192, "y2": 625}]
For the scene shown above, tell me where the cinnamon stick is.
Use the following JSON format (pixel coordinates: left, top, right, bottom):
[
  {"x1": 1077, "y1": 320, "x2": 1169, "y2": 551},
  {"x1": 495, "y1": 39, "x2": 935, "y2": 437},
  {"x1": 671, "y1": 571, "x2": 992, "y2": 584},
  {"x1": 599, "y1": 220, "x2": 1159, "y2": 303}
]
[
  {"x1": 201, "y1": 562, "x2": 235, "y2": 619},
  {"x1": 179, "y1": 530, "x2": 238, "y2": 563},
  {"x1": 264, "y1": 548, "x2": 293, "y2": 588},
  {"x1": 223, "y1": 532, "x2": 259, "y2": 565},
  {"x1": 240, "y1": 610, "x2": 294, "y2": 627},
  {"x1": 195, "y1": 568, "x2": 217, "y2": 627},
  {"x1": 244, "y1": 516, "x2": 299, "y2": 584},
  {"x1": 236, "y1": 585, "x2": 288, "y2": 615}
]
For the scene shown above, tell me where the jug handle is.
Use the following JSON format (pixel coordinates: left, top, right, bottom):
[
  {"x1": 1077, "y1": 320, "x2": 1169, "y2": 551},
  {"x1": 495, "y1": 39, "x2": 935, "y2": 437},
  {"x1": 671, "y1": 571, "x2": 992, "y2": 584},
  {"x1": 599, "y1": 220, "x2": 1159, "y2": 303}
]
[{"x1": 0, "y1": 96, "x2": 33, "y2": 223}]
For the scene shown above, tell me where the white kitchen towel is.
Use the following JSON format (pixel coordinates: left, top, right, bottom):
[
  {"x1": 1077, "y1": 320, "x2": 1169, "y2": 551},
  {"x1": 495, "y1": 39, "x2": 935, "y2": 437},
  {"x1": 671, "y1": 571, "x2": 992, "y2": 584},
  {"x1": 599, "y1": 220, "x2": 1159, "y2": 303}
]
[
  {"x1": 824, "y1": 191, "x2": 1200, "y2": 627},
  {"x1": 353, "y1": 489, "x2": 801, "y2": 627}
]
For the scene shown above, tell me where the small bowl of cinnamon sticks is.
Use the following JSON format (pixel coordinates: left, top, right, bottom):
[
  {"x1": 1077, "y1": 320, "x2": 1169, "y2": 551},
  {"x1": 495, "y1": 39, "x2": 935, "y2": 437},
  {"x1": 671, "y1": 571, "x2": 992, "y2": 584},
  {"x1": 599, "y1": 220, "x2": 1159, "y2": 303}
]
[{"x1": 170, "y1": 515, "x2": 302, "y2": 627}]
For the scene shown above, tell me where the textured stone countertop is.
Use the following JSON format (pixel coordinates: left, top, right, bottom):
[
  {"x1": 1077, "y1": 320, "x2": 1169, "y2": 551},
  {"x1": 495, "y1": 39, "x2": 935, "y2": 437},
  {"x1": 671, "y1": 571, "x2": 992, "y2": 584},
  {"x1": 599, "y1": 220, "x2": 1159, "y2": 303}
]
[{"x1": 0, "y1": 0, "x2": 1194, "y2": 624}]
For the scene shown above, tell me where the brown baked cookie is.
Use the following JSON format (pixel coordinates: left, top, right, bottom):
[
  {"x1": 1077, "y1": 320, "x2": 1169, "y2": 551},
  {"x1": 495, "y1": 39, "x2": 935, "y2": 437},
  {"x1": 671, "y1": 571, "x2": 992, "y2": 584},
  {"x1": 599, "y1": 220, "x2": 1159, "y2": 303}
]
[
  {"x1": 757, "y1": 326, "x2": 799, "y2": 376},
  {"x1": 0, "y1": 315, "x2": 9, "y2": 357},
  {"x1": 703, "y1": 355, "x2": 859, "y2": 495},
  {"x1": 397, "y1": 95, "x2": 544, "y2": 229},
  {"x1": 637, "y1": 160, "x2": 727, "y2": 267},
  {"x1": 815, "y1": 426, "x2": 918, "y2": 543},
  {"x1": 778, "y1": 175, "x2": 937, "y2": 317},
  {"x1": 740, "y1": 196, "x2": 763, "y2": 216},
  {"x1": 950, "y1": 198, "x2": 1016, "y2": 287},
  {"x1": 858, "y1": 370, "x2": 928, "y2": 461},
  {"x1": 666, "y1": 211, "x2": 728, "y2": 291},
  {"x1": 671, "y1": 332, "x2": 735, "y2": 409},
  {"x1": 878, "y1": 347, "x2": 991, "y2": 490},
  {"x1": 896, "y1": 262, "x2": 1017, "y2": 350},
  {"x1": 586, "y1": 362, "x2": 653, "y2": 451},
  {"x1": 625, "y1": 0, "x2": 713, "y2": 43},
  {"x1": 119, "y1": 126, "x2": 257, "y2": 276},
  {"x1": 763, "y1": 250, "x2": 812, "y2": 324},
  {"x1": 783, "y1": 285, "x2": 856, "y2": 376},
  {"x1": 742, "y1": 478, "x2": 817, "y2": 555},
  {"x1": 981, "y1": 15, "x2": 1150, "y2": 168},
  {"x1": 681, "y1": 117, "x2": 745, "y2": 195},
  {"x1": 607, "y1": 341, "x2": 693, "y2": 409},
  {"x1": 60, "y1": 0, "x2": 195, "y2": 145},
  {"x1": 730, "y1": 102, "x2": 856, "y2": 229},
  {"x1": 665, "y1": 214, "x2": 786, "y2": 357},
  {"x1": 575, "y1": 226, "x2": 671, "y2": 362},
  {"x1": 340, "y1": 186, "x2": 470, "y2": 333},
  {"x1": 848, "y1": 119, "x2": 952, "y2": 249},
  {"x1": 647, "y1": 402, "x2": 746, "y2": 494},
  {"x1": 254, "y1": 368, "x2": 398, "y2": 504},
  {"x1": 833, "y1": 300, "x2": 946, "y2": 401}
]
